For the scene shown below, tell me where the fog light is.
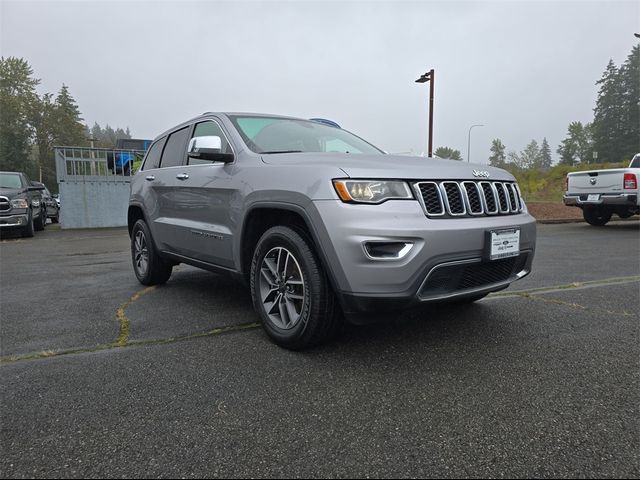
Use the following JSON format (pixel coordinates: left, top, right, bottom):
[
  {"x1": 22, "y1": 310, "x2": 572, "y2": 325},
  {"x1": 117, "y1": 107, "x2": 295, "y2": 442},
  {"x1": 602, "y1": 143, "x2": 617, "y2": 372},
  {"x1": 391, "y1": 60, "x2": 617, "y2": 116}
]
[{"x1": 364, "y1": 242, "x2": 413, "y2": 260}]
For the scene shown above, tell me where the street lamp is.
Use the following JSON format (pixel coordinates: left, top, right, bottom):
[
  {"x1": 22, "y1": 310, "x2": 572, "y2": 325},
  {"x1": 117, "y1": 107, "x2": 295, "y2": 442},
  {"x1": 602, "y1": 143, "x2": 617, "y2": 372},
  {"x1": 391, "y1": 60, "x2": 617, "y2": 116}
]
[
  {"x1": 467, "y1": 124, "x2": 484, "y2": 163},
  {"x1": 415, "y1": 69, "x2": 435, "y2": 157}
]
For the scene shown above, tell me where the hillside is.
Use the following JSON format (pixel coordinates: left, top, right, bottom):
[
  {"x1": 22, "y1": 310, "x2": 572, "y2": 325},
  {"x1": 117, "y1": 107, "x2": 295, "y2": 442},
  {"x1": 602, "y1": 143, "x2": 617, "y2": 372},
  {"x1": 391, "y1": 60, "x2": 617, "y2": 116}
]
[{"x1": 511, "y1": 161, "x2": 629, "y2": 203}]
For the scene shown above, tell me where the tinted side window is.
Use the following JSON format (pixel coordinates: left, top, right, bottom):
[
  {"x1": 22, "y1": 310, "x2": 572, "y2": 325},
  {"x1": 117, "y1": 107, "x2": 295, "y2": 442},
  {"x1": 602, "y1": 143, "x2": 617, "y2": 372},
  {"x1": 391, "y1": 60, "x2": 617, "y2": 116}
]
[
  {"x1": 160, "y1": 127, "x2": 190, "y2": 168},
  {"x1": 141, "y1": 138, "x2": 166, "y2": 171},
  {"x1": 631, "y1": 154, "x2": 640, "y2": 168}
]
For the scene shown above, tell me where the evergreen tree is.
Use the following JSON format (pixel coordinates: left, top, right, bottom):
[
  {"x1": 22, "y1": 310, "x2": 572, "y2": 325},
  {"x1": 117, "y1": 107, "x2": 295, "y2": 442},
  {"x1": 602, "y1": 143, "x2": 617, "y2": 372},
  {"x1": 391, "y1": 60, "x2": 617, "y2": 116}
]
[
  {"x1": 53, "y1": 84, "x2": 86, "y2": 146},
  {"x1": 0, "y1": 57, "x2": 39, "y2": 172},
  {"x1": 434, "y1": 146, "x2": 462, "y2": 161},
  {"x1": 488, "y1": 139, "x2": 506, "y2": 168},
  {"x1": 618, "y1": 45, "x2": 640, "y2": 160},
  {"x1": 539, "y1": 137, "x2": 552, "y2": 169},
  {"x1": 592, "y1": 60, "x2": 625, "y2": 163}
]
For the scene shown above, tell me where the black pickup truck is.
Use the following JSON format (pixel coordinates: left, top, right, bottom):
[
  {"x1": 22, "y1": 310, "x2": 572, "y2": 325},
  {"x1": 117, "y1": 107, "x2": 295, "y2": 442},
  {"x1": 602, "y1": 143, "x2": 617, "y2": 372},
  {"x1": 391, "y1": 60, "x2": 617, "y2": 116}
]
[{"x1": 0, "y1": 171, "x2": 46, "y2": 237}]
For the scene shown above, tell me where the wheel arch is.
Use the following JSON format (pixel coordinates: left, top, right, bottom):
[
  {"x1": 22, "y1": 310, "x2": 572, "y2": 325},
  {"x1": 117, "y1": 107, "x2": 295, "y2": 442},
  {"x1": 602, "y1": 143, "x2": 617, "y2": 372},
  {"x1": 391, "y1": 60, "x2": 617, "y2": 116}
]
[{"x1": 238, "y1": 203, "x2": 343, "y2": 294}]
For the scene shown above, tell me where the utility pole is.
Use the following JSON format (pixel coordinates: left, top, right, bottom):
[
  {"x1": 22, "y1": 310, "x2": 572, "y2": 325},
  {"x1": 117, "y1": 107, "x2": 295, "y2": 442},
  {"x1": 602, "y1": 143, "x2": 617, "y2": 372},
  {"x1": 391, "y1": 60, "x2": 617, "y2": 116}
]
[{"x1": 415, "y1": 69, "x2": 435, "y2": 157}]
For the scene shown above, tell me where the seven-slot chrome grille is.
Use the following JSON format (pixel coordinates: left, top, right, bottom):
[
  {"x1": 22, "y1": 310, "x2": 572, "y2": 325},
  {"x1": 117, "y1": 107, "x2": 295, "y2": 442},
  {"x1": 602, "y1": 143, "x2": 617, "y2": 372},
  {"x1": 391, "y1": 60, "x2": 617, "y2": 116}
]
[{"x1": 415, "y1": 181, "x2": 523, "y2": 218}]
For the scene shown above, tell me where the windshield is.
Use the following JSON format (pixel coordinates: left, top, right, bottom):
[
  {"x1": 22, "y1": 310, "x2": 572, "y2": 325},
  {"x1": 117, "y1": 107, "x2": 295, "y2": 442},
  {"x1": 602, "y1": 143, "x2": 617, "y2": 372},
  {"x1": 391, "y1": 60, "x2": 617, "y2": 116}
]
[
  {"x1": 0, "y1": 173, "x2": 23, "y2": 189},
  {"x1": 229, "y1": 115, "x2": 384, "y2": 155}
]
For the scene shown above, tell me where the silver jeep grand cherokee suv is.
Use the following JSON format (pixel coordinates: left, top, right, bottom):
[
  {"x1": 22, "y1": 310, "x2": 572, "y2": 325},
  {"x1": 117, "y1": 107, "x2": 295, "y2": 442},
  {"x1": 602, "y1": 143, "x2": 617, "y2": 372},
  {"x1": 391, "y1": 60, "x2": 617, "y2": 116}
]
[{"x1": 129, "y1": 113, "x2": 536, "y2": 349}]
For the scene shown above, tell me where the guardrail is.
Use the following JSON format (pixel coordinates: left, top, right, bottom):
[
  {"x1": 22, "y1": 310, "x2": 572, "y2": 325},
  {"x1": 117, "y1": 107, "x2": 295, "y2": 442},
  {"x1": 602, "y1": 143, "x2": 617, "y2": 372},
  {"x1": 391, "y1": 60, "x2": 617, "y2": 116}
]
[{"x1": 55, "y1": 146, "x2": 145, "y2": 183}]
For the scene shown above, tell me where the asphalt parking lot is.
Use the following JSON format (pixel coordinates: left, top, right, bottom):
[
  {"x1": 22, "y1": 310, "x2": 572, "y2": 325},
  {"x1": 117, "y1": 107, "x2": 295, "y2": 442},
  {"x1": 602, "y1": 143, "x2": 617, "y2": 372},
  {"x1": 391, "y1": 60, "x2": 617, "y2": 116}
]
[{"x1": 1, "y1": 221, "x2": 638, "y2": 478}]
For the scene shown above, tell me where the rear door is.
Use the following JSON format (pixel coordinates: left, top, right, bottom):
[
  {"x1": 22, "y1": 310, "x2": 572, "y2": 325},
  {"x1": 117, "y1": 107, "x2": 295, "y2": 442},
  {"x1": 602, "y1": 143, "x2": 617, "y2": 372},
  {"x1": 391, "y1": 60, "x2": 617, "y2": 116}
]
[{"x1": 148, "y1": 126, "x2": 192, "y2": 255}]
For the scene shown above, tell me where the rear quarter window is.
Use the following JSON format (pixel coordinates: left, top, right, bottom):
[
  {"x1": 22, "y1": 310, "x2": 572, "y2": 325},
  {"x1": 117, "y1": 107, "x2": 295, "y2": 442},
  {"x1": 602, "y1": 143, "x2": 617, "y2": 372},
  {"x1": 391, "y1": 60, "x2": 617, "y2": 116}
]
[
  {"x1": 141, "y1": 138, "x2": 166, "y2": 171},
  {"x1": 160, "y1": 127, "x2": 190, "y2": 168}
]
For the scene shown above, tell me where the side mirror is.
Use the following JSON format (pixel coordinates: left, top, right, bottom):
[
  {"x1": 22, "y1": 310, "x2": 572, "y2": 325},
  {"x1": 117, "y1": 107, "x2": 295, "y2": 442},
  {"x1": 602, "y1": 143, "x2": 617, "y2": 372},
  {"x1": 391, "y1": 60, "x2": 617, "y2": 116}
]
[
  {"x1": 187, "y1": 136, "x2": 234, "y2": 163},
  {"x1": 28, "y1": 184, "x2": 45, "y2": 191}
]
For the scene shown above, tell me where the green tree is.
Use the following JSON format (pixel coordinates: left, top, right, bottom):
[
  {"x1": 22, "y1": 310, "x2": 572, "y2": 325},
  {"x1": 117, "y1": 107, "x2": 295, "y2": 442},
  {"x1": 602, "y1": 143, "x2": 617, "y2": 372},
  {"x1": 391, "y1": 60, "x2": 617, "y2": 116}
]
[
  {"x1": 53, "y1": 84, "x2": 86, "y2": 146},
  {"x1": 592, "y1": 59, "x2": 625, "y2": 163},
  {"x1": 557, "y1": 121, "x2": 594, "y2": 165},
  {"x1": 31, "y1": 84, "x2": 87, "y2": 187},
  {"x1": 520, "y1": 139, "x2": 541, "y2": 170},
  {"x1": 89, "y1": 122, "x2": 131, "y2": 148},
  {"x1": 618, "y1": 45, "x2": 640, "y2": 160},
  {"x1": 434, "y1": 146, "x2": 462, "y2": 161},
  {"x1": 539, "y1": 137, "x2": 552, "y2": 169},
  {"x1": 0, "y1": 57, "x2": 39, "y2": 172},
  {"x1": 488, "y1": 139, "x2": 506, "y2": 168}
]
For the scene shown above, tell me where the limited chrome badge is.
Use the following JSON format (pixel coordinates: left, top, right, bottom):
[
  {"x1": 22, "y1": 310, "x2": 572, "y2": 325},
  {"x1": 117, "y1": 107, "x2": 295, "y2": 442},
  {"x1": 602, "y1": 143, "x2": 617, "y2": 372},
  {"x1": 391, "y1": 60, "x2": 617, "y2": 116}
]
[
  {"x1": 472, "y1": 170, "x2": 490, "y2": 178},
  {"x1": 590, "y1": 178, "x2": 597, "y2": 185}
]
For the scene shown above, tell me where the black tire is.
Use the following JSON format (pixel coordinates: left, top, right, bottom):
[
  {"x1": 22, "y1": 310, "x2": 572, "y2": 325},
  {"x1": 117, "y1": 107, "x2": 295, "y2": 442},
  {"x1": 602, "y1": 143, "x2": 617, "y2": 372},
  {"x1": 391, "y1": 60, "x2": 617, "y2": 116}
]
[
  {"x1": 22, "y1": 211, "x2": 34, "y2": 238},
  {"x1": 131, "y1": 219, "x2": 173, "y2": 285},
  {"x1": 583, "y1": 206, "x2": 612, "y2": 226},
  {"x1": 34, "y1": 208, "x2": 45, "y2": 231},
  {"x1": 51, "y1": 213, "x2": 59, "y2": 224},
  {"x1": 250, "y1": 226, "x2": 341, "y2": 350}
]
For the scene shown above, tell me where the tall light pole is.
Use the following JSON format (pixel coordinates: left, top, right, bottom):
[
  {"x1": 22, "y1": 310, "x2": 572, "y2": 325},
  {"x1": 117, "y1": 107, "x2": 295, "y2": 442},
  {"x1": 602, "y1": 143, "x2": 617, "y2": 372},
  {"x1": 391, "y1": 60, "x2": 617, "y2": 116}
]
[
  {"x1": 415, "y1": 69, "x2": 435, "y2": 157},
  {"x1": 467, "y1": 124, "x2": 484, "y2": 163}
]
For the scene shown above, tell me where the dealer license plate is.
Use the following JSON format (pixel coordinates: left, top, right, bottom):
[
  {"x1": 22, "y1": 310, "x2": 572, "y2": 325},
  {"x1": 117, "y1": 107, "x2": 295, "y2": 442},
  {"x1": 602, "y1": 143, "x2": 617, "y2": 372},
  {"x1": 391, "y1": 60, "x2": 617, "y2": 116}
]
[{"x1": 489, "y1": 228, "x2": 520, "y2": 260}]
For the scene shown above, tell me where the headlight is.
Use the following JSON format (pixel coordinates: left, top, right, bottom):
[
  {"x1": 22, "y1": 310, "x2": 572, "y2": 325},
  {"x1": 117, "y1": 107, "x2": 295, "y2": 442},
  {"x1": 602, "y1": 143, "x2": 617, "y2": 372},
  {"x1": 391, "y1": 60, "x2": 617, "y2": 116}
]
[
  {"x1": 11, "y1": 198, "x2": 29, "y2": 209},
  {"x1": 333, "y1": 180, "x2": 413, "y2": 204}
]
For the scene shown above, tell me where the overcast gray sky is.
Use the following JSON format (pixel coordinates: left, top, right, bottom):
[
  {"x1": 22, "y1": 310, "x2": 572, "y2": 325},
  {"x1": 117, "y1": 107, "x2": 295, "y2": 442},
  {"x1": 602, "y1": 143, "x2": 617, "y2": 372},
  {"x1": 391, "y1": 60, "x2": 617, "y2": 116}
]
[{"x1": 1, "y1": 0, "x2": 638, "y2": 163}]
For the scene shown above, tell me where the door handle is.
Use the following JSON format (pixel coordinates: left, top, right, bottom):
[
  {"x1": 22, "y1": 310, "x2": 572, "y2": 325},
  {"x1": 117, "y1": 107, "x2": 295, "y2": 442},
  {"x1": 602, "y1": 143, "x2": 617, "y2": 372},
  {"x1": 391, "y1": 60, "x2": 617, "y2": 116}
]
[
  {"x1": 145, "y1": 175, "x2": 155, "y2": 181},
  {"x1": 176, "y1": 173, "x2": 189, "y2": 180}
]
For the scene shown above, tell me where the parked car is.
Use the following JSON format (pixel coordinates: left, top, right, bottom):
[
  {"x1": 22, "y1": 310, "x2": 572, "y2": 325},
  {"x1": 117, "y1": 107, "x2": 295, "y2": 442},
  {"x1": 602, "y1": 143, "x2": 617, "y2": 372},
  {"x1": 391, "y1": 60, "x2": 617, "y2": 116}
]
[
  {"x1": 33, "y1": 182, "x2": 60, "y2": 224},
  {"x1": 0, "y1": 171, "x2": 46, "y2": 237},
  {"x1": 563, "y1": 153, "x2": 640, "y2": 225},
  {"x1": 128, "y1": 113, "x2": 537, "y2": 349}
]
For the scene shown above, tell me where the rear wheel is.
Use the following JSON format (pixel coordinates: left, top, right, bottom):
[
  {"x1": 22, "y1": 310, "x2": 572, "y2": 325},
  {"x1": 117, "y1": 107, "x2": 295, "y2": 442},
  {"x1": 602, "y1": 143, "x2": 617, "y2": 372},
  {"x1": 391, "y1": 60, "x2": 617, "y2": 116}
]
[
  {"x1": 583, "y1": 206, "x2": 612, "y2": 226},
  {"x1": 250, "y1": 226, "x2": 341, "y2": 350},
  {"x1": 131, "y1": 219, "x2": 173, "y2": 285}
]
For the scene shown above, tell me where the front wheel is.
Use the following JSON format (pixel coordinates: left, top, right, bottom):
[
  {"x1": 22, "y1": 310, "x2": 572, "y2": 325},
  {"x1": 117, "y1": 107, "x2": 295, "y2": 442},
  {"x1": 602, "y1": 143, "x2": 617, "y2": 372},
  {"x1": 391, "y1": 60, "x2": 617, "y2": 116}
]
[
  {"x1": 131, "y1": 219, "x2": 173, "y2": 285},
  {"x1": 22, "y1": 211, "x2": 34, "y2": 238},
  {"x1": 250, "y1": 226, "x2": 341, "y2": 350},
  {"x1": 34, "y1": 208, "x2": 45, "y2": 231},
  {"x1": 583, "y1": 206, "x2": 612, "y2": 226}
]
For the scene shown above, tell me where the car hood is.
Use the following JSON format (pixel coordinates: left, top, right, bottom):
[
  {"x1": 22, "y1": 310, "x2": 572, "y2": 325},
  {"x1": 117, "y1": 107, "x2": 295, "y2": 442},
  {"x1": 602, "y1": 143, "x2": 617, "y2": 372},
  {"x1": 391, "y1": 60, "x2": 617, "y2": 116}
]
[
  {"x1": 261, "y1": 153, "x2": 514, "y2": 181},
  {"x1": 0, "y1": 187, "x2": 27, "y2": 198}
]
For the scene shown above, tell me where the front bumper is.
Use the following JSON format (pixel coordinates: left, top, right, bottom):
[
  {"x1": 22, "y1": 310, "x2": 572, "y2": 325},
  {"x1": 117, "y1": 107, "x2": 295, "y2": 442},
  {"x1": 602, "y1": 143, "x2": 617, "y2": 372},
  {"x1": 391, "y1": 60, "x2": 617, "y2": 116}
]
[
  {"x1": 310, "y1": 200, "x2": 537, "y2": 314},
  {"x1": 0, "y1": 213, "x2": 28, "y2": 228},
  {"x1": 563, "y1": 193, "x2": 638, "y2": 207}
]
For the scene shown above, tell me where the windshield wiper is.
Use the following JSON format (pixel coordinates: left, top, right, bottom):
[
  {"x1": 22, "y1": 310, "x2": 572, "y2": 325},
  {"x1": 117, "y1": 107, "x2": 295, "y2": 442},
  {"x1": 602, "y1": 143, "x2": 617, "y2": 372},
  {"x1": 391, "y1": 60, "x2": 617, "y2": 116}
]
[{"x1": 260, "y1": 150, "x2": 303, "y2": 154}]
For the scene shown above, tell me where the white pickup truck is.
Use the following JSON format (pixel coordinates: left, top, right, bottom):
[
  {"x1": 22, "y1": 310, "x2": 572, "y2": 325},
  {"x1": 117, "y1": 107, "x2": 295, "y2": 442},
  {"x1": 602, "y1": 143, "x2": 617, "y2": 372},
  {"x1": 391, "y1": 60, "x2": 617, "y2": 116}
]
[{"x1": 564, "y1": 154, "x2": 640, "y2": 226}]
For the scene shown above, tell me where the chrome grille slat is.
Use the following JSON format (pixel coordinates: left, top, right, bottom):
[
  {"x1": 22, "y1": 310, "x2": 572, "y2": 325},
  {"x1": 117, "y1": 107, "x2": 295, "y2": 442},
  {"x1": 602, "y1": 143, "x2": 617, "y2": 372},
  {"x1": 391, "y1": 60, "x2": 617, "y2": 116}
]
[
  {"x1": 414, "y1": 182, "x2": 445, "y2": 216},
  {"x1": 441, "y1": 182, "x2": 466, "y2": 216},
  {"x1": 0, "y1": 196, "x2": 10, "y2": 212},
  {"x1": 462, "y1": 182, "x2": 484, "y2": 215},
  {"x1": 416, "y1": 181, "x2": 523, "y2": 218},
  {"x1": 495, "y1": 182, "x2": 510, "y2": 213}
]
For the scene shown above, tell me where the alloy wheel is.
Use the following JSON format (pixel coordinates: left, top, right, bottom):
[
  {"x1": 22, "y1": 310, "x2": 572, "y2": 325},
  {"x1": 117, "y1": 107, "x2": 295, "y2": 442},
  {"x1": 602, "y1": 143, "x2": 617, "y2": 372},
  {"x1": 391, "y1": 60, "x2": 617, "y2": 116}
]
[{"x1": 259, "y1": 247, "x2": 306, "y2": 329}]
